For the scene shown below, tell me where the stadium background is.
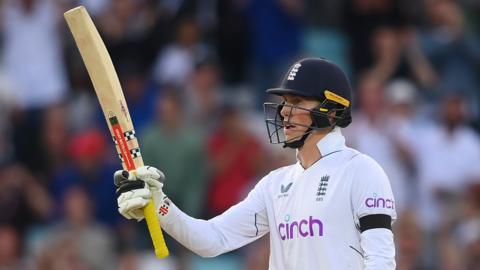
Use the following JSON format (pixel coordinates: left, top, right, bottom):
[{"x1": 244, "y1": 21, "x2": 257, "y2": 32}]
[{"x1": 1, "y1": 0, "x2": 480, "y2": 269}]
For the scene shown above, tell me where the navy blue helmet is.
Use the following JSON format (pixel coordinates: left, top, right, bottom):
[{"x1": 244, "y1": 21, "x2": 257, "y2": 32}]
[{"x1": 264, "y1": 58, "x2": 353, "y2": 148}]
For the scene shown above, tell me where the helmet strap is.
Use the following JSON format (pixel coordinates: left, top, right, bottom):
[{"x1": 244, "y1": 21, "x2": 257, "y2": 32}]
[{"x1": 283, "y1": 127, "x2": 312, "y2": 149}]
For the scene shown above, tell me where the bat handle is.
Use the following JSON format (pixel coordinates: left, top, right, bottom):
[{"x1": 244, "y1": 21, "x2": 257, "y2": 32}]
[{"x1": 144, "y1": 200, "x2": 169, "y2": 258}]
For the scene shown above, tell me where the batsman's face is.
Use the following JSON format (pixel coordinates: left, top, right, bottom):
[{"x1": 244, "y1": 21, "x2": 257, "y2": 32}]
[{"x1": 280, "y1": 95, "x2": 320, "y2": 141}]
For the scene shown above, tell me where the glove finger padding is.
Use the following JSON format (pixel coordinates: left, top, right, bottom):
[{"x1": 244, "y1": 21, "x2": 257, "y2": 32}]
[
  {"x1": 118, "y1": 190, "x2": 151, "y2": 221},
  {"x1": 113, "y1": 170, "x2": 130, "y2": 187},
  {"x1": 120, "y1": 207, "x2": 146, "y2": 221},
  {"x1": 126, "y1": 208, "x2": 146, "y2": 221},
  {"x1": 134, "y1": 166, "x2": 165, "y2": 191}
]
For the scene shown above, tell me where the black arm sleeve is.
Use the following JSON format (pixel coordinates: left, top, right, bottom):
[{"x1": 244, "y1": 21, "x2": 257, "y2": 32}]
[{"x1": 359, "y1": 214, "x2": 392, "y2": 233}]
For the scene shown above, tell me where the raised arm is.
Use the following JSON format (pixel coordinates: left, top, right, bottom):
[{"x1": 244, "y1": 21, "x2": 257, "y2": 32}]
[{"x1": 116, "y1": 166, "x2": 269, "y2": 257}]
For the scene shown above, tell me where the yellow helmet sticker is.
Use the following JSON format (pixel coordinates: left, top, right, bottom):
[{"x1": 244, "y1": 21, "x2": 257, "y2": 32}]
[{"x1": 324, "y1": 90, "x2": 350, "y2": 107}]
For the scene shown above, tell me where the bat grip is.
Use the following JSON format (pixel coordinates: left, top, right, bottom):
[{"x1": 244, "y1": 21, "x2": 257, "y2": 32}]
[{"x1": 144, "y1": 200, "x2": 170, "y2": 258}]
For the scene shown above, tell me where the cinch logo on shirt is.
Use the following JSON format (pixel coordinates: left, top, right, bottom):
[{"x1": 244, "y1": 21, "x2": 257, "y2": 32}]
[
  {"x1": 365, "y1": 193, "x2": 395, "y2": 209},
  {"x1": 278, "y1": 215, "x2": 323, "y2": 240}
]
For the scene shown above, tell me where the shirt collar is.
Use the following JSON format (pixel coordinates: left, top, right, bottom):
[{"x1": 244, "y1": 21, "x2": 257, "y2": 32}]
[
  {"x1": 294, "y1": 127, "x2": 346, "y2": 165},
  {"x1": 316, "y1": 127, "x2": 346, "y2": 156}
]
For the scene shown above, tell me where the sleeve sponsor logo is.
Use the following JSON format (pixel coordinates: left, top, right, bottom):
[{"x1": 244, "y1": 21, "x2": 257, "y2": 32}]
[{"x1": 365, "y1": 193, "x2": 395, "y2": 209}]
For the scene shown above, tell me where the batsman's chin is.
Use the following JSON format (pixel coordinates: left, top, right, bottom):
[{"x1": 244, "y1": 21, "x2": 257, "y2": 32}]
[
  {"x1": 284, "y1": 128, "x2": 304, "y2": 140},
  {"x1": 284, "y1": 135, "x2": 302, "y2": 145}
]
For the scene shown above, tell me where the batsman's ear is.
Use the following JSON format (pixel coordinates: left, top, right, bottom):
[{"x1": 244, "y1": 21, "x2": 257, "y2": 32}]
[{"x1": 113, "y1": 170, "x2": 130, "y2": 187}]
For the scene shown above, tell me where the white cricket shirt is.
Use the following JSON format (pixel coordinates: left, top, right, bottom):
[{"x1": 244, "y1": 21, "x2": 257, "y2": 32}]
[{"x1": 160, "y1": 128, "x2": 397, "y2": 269}]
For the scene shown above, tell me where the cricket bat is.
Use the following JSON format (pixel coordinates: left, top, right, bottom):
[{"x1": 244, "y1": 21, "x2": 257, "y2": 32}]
[{"x1": 64, "y1": 6, "x2": 169, "y2": 259}]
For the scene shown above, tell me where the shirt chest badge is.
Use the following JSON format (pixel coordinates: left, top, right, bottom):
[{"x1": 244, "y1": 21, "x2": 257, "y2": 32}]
[
  {"x1": 278, "y1": 182, "x2": 293, "y2": 198},
  {"x1": 316, "y1": 175, "x2": 330, "y2": 202}
]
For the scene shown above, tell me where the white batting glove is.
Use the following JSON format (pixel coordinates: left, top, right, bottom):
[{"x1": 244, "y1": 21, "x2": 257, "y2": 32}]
[{"x1": 115, "y1": 166, "x2": 166, "y2": 221}]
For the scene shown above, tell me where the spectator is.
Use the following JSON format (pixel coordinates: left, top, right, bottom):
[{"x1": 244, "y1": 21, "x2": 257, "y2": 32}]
[
  {"x1": 343, "y1": 0, "x2": 406, "y2": 73},
  {"x1": 407, "y1": 94, "x2": 480, "y2": 268},
  {"x1": 206, "y1": 104, "x2": 265, "y2": 216},
  {"x1": 1, "y1": 0, "x2": 68, "y2": 173},
  {"x1": 140, "y1": 88, "x2": 207, "y2": 267},
  {"x1": 413, "y1": 94, "x2": 480, "y2": 231},
  {"x1": 152, "y1": 18, "x2": 211, "y2": 87},
  {"x1": 419, "y1": 0, "x2": 480, "y2": 112},
  {"x1": 246, "y1": 0, "x2": 304, "y2": 107},
  {"x1": 141, "y1": 88, "x2": 207, "y2": 217},
  {"x1": 0, "y1": 67, "x2": 16, "y2": 165},
  {"x1": 454, "y1": 184, "x2": 480, "y2": 270},
  {"x1": 117, "y1": 251, "x2": 177, "y2": 270},
  {"x1": 0, "y1": 0, "x2": 67, "y2": 109},
  {"x1": 344, "y1": 73, "x2": 413, "y2": 212},
  {"x1": 366, "y1": 25, "x2": 438, "y2": 89},
  {"x1": 118, "y1": 251, "x2": 139, "y2": 270},
  {"x1": 402, "y1": 92, "x2": 480, "y2": 268},
  {"x1": 40, "y1": 104, "x2": 70, "y2": 178},
  {"x1": 49, "y1": 129, "x2": 119, "y2": 226},
  {"x1": 117, "y1": 67, "x2": 157, "y2": 133},
  {"x1": 0, "y1": 225, "x2": 28, "y2": 270},
  {"x1": 97, "y1": 0, "x2": 165, "y2": 71},
  {"x1": 184, "y1": 57, "x2": 223, "y2": 133},
  {"x1": 0, "y1": 163, "x2": 52, "y2": 232},
  {"x1": 215, "y1": 0, "x2": 250, "y2": 84},
  {"x1": 39, "y1": 186, "x2": 117, "y2": 270},
  {"x1": 434, "y1": 184, "x2": 480, "y2": 269},
  {"x1": 394, "y1": 210, "x2": 425, "y2": 270},
  {"x1": 384, "y1": 79, "x2": 423, "y2": 207},
  {"x1": 36, "y1": 228, "x2": 91, "y2": 270}
]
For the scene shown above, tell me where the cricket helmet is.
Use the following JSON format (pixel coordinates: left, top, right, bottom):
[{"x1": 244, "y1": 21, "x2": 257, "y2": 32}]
[{"x1": 264, "y1": 58, "x2": 353, "y2": 148}]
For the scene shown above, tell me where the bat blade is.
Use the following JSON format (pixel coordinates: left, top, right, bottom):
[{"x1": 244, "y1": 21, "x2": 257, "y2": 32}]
[{"x1": 64, "y1": 6, "x2": 169, "y2": 259}]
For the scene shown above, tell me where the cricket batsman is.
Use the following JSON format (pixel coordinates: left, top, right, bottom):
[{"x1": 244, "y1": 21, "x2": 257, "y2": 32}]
[{"x1": 115, "y1": 58, "x2": 396, "y2": 269}]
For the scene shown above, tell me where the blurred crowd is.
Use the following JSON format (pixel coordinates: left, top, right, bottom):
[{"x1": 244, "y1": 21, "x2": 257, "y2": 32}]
[{"x1": 0, "y1": 0, "x2": 480, "y2": 269}]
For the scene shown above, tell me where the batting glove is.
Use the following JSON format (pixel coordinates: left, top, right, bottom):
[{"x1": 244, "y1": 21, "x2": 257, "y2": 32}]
[{"x1": 115, "y1": 166, "x2": 166, "y2": 221}]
